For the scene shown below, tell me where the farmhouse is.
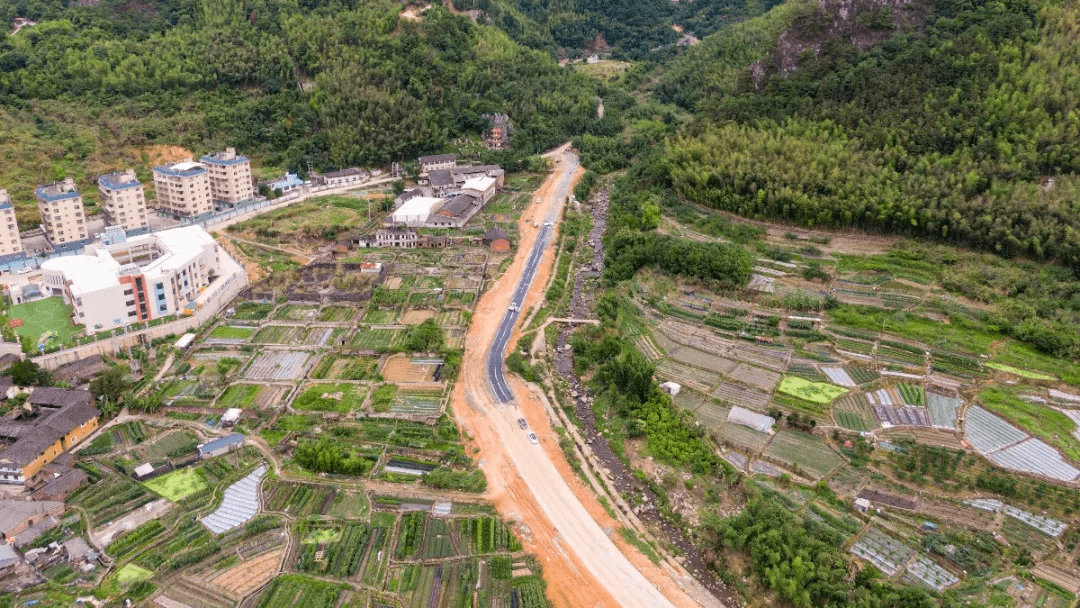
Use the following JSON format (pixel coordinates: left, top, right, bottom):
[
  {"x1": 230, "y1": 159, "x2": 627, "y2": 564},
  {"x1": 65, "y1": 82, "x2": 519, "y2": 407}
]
[
  {"x1": 198, "y1": 433, "x2": 244, "y2": 459},
  {"x1": 0, "y1": 388, "x2": 99, "y2": 485},
  {"x1": 0, "y1": 500, "x2": 63, "y2": 542},
  {"x1": 312, "y1": 167, "x2": 369, "y2": 188},
  {"x1": 426, "y1": 169, "x2": 457, "y2": 196},
  {"x1": 418, "y1": 154, "x2": 456, "y2": 174},
  {"x1": 376, "y1": 228, "x2": 420, "y2": 248},
  {"x1": 482, "y1": 228, "x2": 510, "y2": 252}
]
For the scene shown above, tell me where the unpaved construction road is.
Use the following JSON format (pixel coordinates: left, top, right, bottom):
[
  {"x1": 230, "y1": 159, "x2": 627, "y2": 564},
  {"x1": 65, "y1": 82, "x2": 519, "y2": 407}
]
[{"x1": 451, "y1": 146, "x2": 702, "y2": 608}]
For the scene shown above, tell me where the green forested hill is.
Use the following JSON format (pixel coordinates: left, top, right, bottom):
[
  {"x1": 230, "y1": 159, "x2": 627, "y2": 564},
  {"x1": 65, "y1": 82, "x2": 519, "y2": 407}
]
[
  {"x1": 657, "y1": 0, "x2": 1080, "y2": 271},
  {"x1": 0, "y1": 0, "x2": 602, "y2": 218}
]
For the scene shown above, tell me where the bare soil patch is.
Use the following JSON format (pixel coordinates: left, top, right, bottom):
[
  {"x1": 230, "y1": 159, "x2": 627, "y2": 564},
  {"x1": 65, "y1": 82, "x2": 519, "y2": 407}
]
[
  {"x1": 400, "y1": 309, "x2": 436, "y2": 325},
  {"x1": 382, "y1": 354, "x2": 439, "y2": 383},
  {"x1": 209, "y1": 548, "x2": 284, "y2": 595}
]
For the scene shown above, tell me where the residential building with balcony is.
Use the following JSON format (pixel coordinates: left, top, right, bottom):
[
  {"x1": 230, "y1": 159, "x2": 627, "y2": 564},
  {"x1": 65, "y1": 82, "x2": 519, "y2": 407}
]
[
  {"x1": 152, "y1": 161, "x2": 212, "y2": 219},
  {"x1": 201, "y1": 148, "x2": 254, "y2": 205},
  {"x1": 35, "y1": 178, "x2": 88, "y2": 246},
  {"x1": 97, "y1": 169, "x2": 149, "y2": 232},
  {"x1": 0, "y1": 190, "x2": 23, "y2": 256}
]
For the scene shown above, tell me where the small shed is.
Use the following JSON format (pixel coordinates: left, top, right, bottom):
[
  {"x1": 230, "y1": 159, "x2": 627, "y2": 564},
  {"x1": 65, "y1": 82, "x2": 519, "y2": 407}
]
[
  {"x1": 133, "y1": 463, "x2": 154, "y2": 479},
  {"x1": 174, "y1": 333, "x2": 196, "y2": 350},
  {"x1": 659, "y1": 381, "x2": 681, "y2": 396},
  {"x1": 854, "y1": 497, "x2": 871, "y2": 513},
  {"x1": 63, "y1": 537, "x2": 94, "y2": 563},
  {"x1": 198, "y1": 433, "x2": 244, "y2": 459},
  {"x1": 481, "y1": 228, "x2": 510, "y2": 252},
  {"x1": 221, "y1": 408, "x2": 242, "y2": 427}
]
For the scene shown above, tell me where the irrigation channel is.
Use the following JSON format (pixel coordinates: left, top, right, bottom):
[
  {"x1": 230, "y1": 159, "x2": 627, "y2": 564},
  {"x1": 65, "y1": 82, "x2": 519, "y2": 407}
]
[{"x1": 552, "y1": 189, "x2": 737, "y2": 605}]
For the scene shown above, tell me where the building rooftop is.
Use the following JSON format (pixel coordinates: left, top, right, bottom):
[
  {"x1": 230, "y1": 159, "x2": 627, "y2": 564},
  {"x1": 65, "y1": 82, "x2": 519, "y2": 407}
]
[
  {"x1": 41, "y1": 251, "x2": 122, "y2": 295},
  {"x1": 482, "y1": 227, "x2": 509, "y2": 242},
  {"x1": 324, "y1": 167, "x2": 368, "y2": 178},
  {"x1": 269, "y1": 173, "x2": 303, "y2": 190},
  {"x1": 390, "y1": 196, "x2": 445, "y2": 225},
  {"x1": 0, "y1": 500, "x2": 63, "y2": 534},
  {"x1": 0, "y1": 189, "x2": 12, "y2": 210},
  {"x1": 29, "y1": 388, "x2": 92, "y2": 409},
  {"x1": 153, "y1": 161, "x2": 207, "y2": 178},
  {"x1": 35, "y1": 179, "x2": 79, "y2": 203},
  {"x1": 428, "y1": 169, "x2": 455, "y2": 188},
  {"x1": 461, "y1": 175, "x2": 496, "y2": 193},
  {"x1": 198, "y1": 433, "x2": 244, "y2": 455},
  {"x1": 98, "y1": 170, "x2": 141, "y2": 191},
  {"x1": 200, "y1": 148, "x2": 249, "y2": 166},
  {"x1": 419, "y1": 154, "x2": 456, "y2": 164},
  {"x1": 436, "y1": 194, "x2": 478, "y2": 219}
]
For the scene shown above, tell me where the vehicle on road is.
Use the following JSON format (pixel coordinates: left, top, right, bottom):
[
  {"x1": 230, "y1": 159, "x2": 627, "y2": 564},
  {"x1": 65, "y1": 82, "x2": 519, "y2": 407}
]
[
  {"x1": 535, "y1": 197, "x2": 541, "y2": 204},
  {"x1": 527, "y1": 432, "x2": 538, "y2": 444},
  {"x1": 518, "y1": 418, "x2": 528, "y2": 429},
  {"x1": 15, "y1": 267, "x2": 30, "y2": 275},
  {"x1": 544, "y1": 221, "x2": 553, "y2": 227},
  {"x1": 508, "y1": 303, "x2": 519, "y2": 312}
]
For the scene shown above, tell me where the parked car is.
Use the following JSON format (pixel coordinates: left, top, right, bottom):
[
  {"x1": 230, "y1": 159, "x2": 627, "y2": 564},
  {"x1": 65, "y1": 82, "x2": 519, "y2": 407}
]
[
  {"x1": 527, "y1": 432, "x2": 538, "y2": 444},
  {"x1": 518, "y1": 418, "x2": 528, "y2": 430}
]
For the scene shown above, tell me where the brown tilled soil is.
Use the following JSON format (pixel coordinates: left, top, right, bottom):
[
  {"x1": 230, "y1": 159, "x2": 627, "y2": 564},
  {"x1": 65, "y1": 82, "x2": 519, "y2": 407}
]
[{"x1": 209, "y1": 548, "x2": 284, "y2": 596}]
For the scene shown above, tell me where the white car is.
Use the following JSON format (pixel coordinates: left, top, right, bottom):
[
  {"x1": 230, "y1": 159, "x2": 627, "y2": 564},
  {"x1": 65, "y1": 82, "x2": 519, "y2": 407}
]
[
  {"x1": 508, "y1": 303, "x2": 519, "y2": 312},
  {"x1": 543, "y1": 221, "x2": 553, "y2": 227},
  {"x1": 535, "y1": 197, "x2": 542, "y2": 204},
  {"x1": 527, "y1": 432, "x2": 539, "y2": 444},
  {"x1": 15, "y1": 267, "x2": 31, "y2": 275}
]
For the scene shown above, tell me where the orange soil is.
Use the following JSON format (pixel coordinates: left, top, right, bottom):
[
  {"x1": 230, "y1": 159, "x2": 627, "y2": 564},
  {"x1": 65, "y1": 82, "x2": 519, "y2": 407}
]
[
  {"x1": 450, "y1": 151, "x2": 703, "y2": 608},
  {"x1": 209, "y1": 548, "x2": 285, "y2": 596}
]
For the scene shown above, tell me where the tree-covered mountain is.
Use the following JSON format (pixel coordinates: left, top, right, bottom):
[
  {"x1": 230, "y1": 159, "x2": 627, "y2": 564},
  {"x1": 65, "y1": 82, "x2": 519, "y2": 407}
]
[
  {"x1": 655, "y1": 0, "x2": 1080, "y2": 271},
  {"x1": 0, "y1": 0, "x2": 605, "y2": 217}
]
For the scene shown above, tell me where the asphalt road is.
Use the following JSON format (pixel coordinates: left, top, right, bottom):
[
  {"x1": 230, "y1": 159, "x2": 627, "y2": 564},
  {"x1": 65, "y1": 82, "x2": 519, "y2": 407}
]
[{"x1": 487, "y1": 152, "x2": 579, "y2": 403}]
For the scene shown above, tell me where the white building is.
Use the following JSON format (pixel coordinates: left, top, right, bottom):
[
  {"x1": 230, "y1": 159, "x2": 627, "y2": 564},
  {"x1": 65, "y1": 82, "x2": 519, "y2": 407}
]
[
  {"x1": 152, "y1": 161, "x2": 213, "y2": 219},
  {"x1": 388, "y1": 196, "x2": 445, "y2": 227},
  {"x1": 418, "y1": 154, "x2": 456, "y2": 174},
  {"x1": 97, "y1": 169, "x2": 149, "y2": 232},
  {"x1": 0, "y1": 190, "x2": 23, "y2": 257},
  {"x1": 201, "y1": 148, "x2": 254, "y2": 205},
  {"x1": 41, "y1": 225, "x2": 226, "y2": 333},
  {"x1": 36, "y1": 178, "x2": 88, "y2": 245},
  {"x1": 460, "y1": 175, "x2": 497, "y2": 205}
]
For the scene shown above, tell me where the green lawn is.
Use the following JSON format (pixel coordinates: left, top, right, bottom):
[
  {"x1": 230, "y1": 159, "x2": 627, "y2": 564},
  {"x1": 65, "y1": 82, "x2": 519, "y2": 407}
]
[
  {"x1": 776, "y1": 376, "x2": 847, "y2": 404},
  {"x1": 218, "y1": 383, "x2": 261, "y2": 408},
  {"x1": 143, "y1": 467, "x2": 209, "y2": 501},
  {"x1": 9, "y1": 297, "x2": 77, "y2": 346},
  {"x1": 115, "y1": 563, "x2": 152, "y2": 587}
]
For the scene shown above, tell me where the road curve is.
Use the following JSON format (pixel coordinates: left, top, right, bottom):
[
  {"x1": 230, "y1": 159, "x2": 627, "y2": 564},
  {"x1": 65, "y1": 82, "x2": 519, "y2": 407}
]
[{"x1": 487, "y1": 153, "x2": 578, "y2": 403}]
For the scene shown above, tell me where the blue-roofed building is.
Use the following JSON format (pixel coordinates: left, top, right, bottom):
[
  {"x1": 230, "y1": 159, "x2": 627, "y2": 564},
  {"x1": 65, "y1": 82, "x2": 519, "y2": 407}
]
[
  {"x1": 198, "y1": 433, "x2": 244, "y2": 459},
  {"x1": 35, "y1": 178, "x2": 88, "y2": 246},
  {"x1": 0, "y1": 190, "x2": 23, "y2": 256},
  {"x1": 97, "y1": 169, "x2": 149, "y2": 232},
  {"x1": 200, "y1": 148, "x2": 254, "y2": 205},
  {"x1": 152, "y1": 161, "x2": 213, "y2": 219},
  {"x1": 267, "y1": 173, "x2": 304, "y2": 195}
]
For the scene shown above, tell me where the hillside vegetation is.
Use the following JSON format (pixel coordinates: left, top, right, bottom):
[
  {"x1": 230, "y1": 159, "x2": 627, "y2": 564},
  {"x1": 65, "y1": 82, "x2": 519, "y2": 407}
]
[{"x1": 659, "y1": 0, "x2": 1080, "y2": 271}]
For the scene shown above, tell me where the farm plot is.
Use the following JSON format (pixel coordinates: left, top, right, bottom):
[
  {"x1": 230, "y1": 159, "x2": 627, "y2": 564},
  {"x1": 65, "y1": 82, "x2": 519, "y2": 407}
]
[
  {"x1": 436, "y1": 309, "x2": 464, "y2": 327},
  {"x1": 965, "y1": 406, "x2": 1029, "y2": 454},
  {"x1": 389, "y1": 388, "x2": 444, "y2": 417},
  {"x1": 672, "y1": 390, "x2": 705, "y2": 412},
  {"x1": 350, "y1": 328, "x2": 404, "y2": 351},
  {"x1": 777, "y1": 376, "x2": 846, "y2": 404},
  {"x1": 658, "y1": 320, "x2": 735, "y2": 356},
  {"x1": 897, "y1": 383, "x2": 925, "y2": 406},
  {"x1": 71, "y1": 474, "x2": 156, "y2": 527},
  {"x1": 786, "y1": 364, "x2": 826, "y2": 382},
  {"x1": 138, "y1": 429, "x2": 198, "y2": 461},
  {"x1": 245, "y1": 351, "x2": 310, "y2": 380},
  {"x1": 255, "y1": 574, "x2": 343, "y2": 608},
  {"x1": 272, "y1": 305, "x2": 319, "y2": 321},
  {"x1": 312, "y1": 354, "x2": 380, "y2": 380},
  {"x1": 156, "y1": 577, "x2": 234, "y2": 608},
  {"x1": 459, "y1": 516, "x2": 521, "y2": 554},
  {"x1": 764, "y1": 430, "x2": 843, "y2": 478},
  {"x1": 872, "y1": 404, "x2": 931, "y2": 427},
  {"x1": 821, "y1": 367, "x2": 856, "y2": 387},
  {"x1": 881, "y1": 427, "x2": 965, "y2": 449},
  {"x1": 206, "y1": 325, "x2": 254, "y2": 344},
  {"x1": 382, "y1": 354, "x2": 442, "y2": 383},
  {"x1": 364, "y1": 308, "x2": 399, "y2": 324},
  {"x1": 999, "y1": 516, "x2": 1055, "y2": 554},
  {"x1": 919, "y1": 499, "x2": 997, "y2": 530},
  {"x1": 719, "y1": 423, "x2": 771, "y2": 453},
  {"x1": 400, "y1": 309, "x2": 437, "y2": 325},
  {"x1": 667, "y1": 346, "x2": 737, "y2": 375},
  {"x1": 728, "y1": 363, "x2": 781, "y2": 391},
  {"x1": 850, "y1": 527, "x2": 914, "y2": 577},
  {"x1": 656, "y1": 361, "x2": 719, "y2": 394},
  {"x1": 444, "y1": 327, "x2": 465, "y2": 349},
  {"x1": 710, "y1": 382, "x2": 769, "y2": 410},
  {"x1": 144, "y1": 467, "x2": 209, "y2": 501},
  {"x1": 1004, "y1": 505, "x2": 1067, "y2": 537},
  {"x1": 208, "y1": 548, "x2": 284, "y2": 596},
  {"x1": 421, "y1": 518, "x2": 458, "y2": 559},
  {"x1": 902, "y1": 554, "x2": 959, "y2": 591},
  {"x1": 927, "y1": 393, "x2": 960, "y2": 429},
  {"x1": 232, "y1": 301, "x2": 274, "y2": 320},
  {"x1": 360, "y1": 515, "x2": 394, "y2": 585},
  {"x1": 833, "y1": 394, "x2": 877, "y2": 431},
  {"x1": 318, "y1": 305, "x2": 356, "y2": 322},
  {"x1": 731, "y1": 343, "x2": 789, "y2": 372},
  {"x1": 846, "y1": 366, "x2": 880, "y2": 384},
  {"x1": 299, "y1": 326, "x2": 340, "y2": 346},
  {"x1": 691, "y1": 401, "x2": 730, "y2": 429},
  {"x1": 297, "y1": 522, "x2": 370, "y2": 577},
  {"x1": 263, "y1": 481, "x2": 336, "y2": 517},
  {"x1": 292, "y1": 383, "x2": 368, "y2": 413},
  {"x1": 253, "y1": 325, "x2": 304, "y2": 344},
  {"x1": 988, "y1": 438, "x2": 1080, "y2": 482},
  {"x1": 876, "y1": 345, "x2": 926, "y2": 367}
]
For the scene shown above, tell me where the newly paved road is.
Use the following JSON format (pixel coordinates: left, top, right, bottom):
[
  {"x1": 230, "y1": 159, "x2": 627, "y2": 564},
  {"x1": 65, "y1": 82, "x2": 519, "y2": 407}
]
[{"x1": 487, "y1": 152, "x2": 579, "y2": 403}]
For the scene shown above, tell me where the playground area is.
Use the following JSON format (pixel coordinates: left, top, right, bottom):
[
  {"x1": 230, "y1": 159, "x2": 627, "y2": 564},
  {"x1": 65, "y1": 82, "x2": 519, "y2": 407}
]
[{"x1": 8, "y1": 296, "x2": 77, "y2": 348}]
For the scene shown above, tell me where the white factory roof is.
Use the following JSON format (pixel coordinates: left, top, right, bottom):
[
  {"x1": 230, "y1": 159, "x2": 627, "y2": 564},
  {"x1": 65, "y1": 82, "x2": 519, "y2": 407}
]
[
  {"x1": 461, "y1": 175, "x2": 496, "y2": 192},
  {"x1": 391, "y1": 196, "x2": 445, "y2": 224},
  {"x1": 41, "y1": 251, "x2": 121, "y2": 295},
  {"x1": 135, "y1": 225, "x2": 215, "y2": 277}
]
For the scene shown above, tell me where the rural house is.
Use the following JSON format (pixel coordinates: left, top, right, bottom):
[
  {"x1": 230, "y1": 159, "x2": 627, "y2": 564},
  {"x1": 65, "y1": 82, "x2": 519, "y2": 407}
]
[{"x1": 0, "y1": 388, "x2": 99, "y2": 485}]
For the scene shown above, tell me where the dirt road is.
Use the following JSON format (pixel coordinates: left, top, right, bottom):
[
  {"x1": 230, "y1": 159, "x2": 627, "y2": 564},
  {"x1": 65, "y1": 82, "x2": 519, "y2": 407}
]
[{"x1": 450, "y1": 146, "x2": 703, "y2": 608}]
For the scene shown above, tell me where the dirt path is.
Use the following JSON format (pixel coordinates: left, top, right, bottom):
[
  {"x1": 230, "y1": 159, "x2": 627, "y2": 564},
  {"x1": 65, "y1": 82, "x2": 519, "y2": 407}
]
[{"x1": 450, "y1": 146, "x2": 704, "y2": 608}]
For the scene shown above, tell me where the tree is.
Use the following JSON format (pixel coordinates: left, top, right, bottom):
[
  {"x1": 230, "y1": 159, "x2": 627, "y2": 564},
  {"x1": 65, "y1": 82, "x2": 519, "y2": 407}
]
[
  {"x1": 9, "y1": 359, "x2": 51, "y2": 386},
  {"x1": 403, "y1": 319, "x2": 444, "y2": 353},
  {"x1": 89, "y1": 366, "x2": 128, "y2": 405}
]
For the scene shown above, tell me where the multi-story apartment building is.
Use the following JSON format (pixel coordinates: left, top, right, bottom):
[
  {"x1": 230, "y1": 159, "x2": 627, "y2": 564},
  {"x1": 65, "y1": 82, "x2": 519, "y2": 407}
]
[
  {"x1": 97, "y1": 168, "x2": 149, "y2": 232},
  {"x1": 152, "y1": 161, "x2": 213, "y2": 219},
  {"x1": 35, "y1": 178, "x2": 88, "y2": 245},
  {"x1": 201, "y1": 148, "x2": 254, "y2": 205},
  {"x1": 41, "y1": 225, "x2": 224, "y2": 333},
  {"x1": 0, "y1": 190, "x2": 23, "y2": 257}
]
